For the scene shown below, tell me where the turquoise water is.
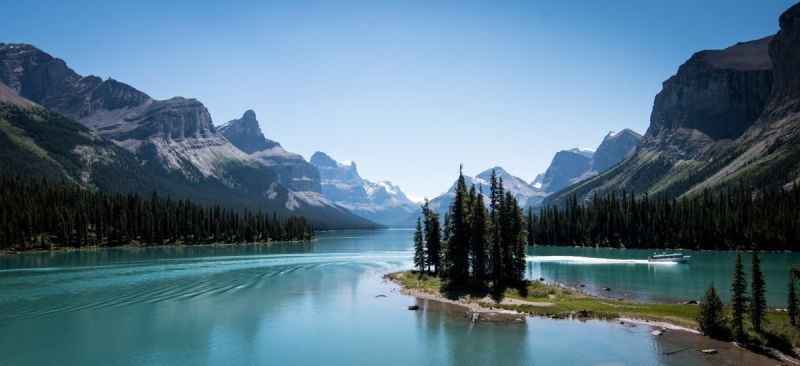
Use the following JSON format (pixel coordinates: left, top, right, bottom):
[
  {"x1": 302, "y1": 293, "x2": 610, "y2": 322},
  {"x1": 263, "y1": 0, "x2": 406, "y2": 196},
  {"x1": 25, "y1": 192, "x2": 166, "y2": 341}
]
[
  {"x1": 0, "y1": 230, "x2": 791, "y2": 365},
  {"x1": 527, "y1": 246, "x2": 800, "y2": 306}
]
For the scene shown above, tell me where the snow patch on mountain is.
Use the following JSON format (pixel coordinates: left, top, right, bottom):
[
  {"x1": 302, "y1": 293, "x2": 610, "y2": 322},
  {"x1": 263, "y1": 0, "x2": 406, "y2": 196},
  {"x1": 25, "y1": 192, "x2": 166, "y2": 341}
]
[{"x1": 310, "y1": 151, "x2": 418, "y2": 227}]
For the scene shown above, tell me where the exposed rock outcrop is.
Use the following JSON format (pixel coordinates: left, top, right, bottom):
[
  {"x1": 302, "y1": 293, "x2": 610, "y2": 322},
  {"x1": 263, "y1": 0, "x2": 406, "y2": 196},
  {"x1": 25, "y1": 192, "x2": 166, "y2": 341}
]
[
  {"x1": 641, "y1": 37, "x2": 774, "y2": 158},
  {"x1": 536, "y1": 130, "x2": 641, "y2": 195},
  {"x1": 546, "y1": 3, "x2": 800, "y2": 205},
  {"x1": 0, "y1": 43, "x2": 382, "y2": 229},
  {"x1": 219, "y1": 110, "x2": 322, "y2": 192},
  {"x1": 311, "y1": 151, "x2": 418, "y2": 227}
]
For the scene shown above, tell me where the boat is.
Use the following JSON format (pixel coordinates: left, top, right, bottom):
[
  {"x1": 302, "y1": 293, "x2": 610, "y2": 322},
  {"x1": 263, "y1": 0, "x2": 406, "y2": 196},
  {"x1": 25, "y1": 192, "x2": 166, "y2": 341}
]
[{"x1": 647, "y1": 252, "x2": 690, "y2": 263}]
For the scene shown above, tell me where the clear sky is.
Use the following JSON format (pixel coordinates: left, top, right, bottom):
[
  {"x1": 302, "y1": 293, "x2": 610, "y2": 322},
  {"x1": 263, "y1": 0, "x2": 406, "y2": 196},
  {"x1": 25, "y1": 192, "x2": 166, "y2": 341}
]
[{"x1": 2, "y1": 0, "x2": 794, "y2": 199}]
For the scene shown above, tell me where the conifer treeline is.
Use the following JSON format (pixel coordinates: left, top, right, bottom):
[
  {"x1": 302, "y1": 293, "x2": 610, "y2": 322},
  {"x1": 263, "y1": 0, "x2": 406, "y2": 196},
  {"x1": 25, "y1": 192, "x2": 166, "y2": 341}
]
[
  {"x1": 0, "y1": 176, "x2": 313, "y2": 249},
  {"x1": 529, "y1": 184, "x2": 800, "y2": 250},
  {"x1": 414, "y1": 168, "x2": 527, "y2": 291}
]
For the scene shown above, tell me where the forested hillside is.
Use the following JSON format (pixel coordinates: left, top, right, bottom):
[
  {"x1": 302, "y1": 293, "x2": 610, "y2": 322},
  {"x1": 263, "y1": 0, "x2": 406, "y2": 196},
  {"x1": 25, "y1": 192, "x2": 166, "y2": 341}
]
[{"x1": 0, "y1": 176, "x2": 313, "y2": 250}]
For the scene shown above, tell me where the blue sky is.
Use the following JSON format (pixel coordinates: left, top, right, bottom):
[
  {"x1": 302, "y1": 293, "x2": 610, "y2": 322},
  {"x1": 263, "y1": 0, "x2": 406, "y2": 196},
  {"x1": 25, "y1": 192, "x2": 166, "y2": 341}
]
[{"x1": 2, "y1": 0, "x2": 794, "y2": 199}]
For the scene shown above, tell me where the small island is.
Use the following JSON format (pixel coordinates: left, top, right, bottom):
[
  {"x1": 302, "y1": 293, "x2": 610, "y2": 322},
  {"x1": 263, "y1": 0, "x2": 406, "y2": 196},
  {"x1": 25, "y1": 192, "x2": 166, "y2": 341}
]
[
  {"x1": 401, "y1": 167, "x2": 800, "y2": 364},
  {"x1": 390, "y1": 270, "x2": 799, "y2": 364}
]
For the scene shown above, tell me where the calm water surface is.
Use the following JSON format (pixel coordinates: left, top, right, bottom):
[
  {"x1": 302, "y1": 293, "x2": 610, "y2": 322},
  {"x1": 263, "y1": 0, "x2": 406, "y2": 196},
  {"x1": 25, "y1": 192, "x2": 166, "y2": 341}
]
[
  {"x1": 0, "y1": 230, "x2": 793, "y2": 365},
  {"x1": 527, "y1": 246, "x2": 800, "y2": 305}
]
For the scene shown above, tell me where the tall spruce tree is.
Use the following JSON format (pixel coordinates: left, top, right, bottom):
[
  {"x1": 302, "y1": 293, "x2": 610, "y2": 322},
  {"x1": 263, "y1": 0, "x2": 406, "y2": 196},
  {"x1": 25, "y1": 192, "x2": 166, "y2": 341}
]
[
  {"x1": 527, "y1": 207, "x2": 534, "y2": 246},
  {"x1": 422, "y1": 200, "x2": 442, "y2": 275},
  {"x1": 470, "y1": 187, "x2": 488, "y2": 286},
  {"x1": 750, "y1": 249, "x2": 766, "y2": 332},
  {"x1": 488, "y1": 170, "x2": 504, "y2": 287},
  {"x1": 731, "y1": 251, "x2": 749, "y2": 341},
  {"x1": 413, "y1": 217, "x2": 425, "y2": 273},
  {"x1": 445, "y1": 166, "x2": 471, "y2": 285},
  {"x1": 788, "y1": 271, "x2": 798, "y2": 326},
  {"x1": 500, "y1": 190, "x2": 515, "y2": 285},
  {"x1": 512, "y1": 197, "x2": 527, "y2": 285}
]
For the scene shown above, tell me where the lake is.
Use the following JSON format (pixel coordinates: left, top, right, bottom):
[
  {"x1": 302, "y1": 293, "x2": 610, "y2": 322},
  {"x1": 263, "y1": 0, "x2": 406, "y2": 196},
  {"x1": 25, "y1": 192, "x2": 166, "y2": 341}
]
[
  {"x1": 528, "y1": 246, "x2": 800, "y2": 306},
  {"x1": 0, "y1": 230, "x2": 792, "y2": 365}
]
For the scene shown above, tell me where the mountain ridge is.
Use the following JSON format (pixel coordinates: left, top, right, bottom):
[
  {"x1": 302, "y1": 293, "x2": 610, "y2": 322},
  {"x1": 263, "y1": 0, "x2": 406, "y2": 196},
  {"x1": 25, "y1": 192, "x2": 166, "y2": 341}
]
[
  {"x1": 0, "y1": 43, "x2": 381, "y2": 229},
  {"x1": 310, "y1": 151, "x2": 418, "y2": 227},
  {"x1": 545, "y1": 5, "x2": 800, "y2": 206}
]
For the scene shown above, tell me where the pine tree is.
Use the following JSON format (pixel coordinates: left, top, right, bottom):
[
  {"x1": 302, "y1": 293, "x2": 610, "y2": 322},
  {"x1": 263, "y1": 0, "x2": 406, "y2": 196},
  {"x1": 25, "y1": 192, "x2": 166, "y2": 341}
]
[
  {"x1": 512, "y1": 199, "x2": 527, "y2": 285},
  {"x1": 413, "y1": 217, "x2": 426, "y2": 273},
  {"x1": 788, "y1": 271, "x2": 798, "y2": 326},
  {"x1": 697, "y1": 282, "x2": 727, "y2": 338},
  {"x1": 750, "y1": 249, "x2": 766, "y2": 332},
  {"x1": 445, "y1": 166, "x2": 471, "y2": 285},
  {"x1": 422, "y1": 200, "x2": 442, "y2": 275},
  {"x1": 470, "y1": 188, "x2": 488, "y2": 286},
  {"x1": 488, "y1": 170, "x2": 504, "y2": 288},
  {"x1": 731, "y1": 251, "x2": 749, "y2": 341}
]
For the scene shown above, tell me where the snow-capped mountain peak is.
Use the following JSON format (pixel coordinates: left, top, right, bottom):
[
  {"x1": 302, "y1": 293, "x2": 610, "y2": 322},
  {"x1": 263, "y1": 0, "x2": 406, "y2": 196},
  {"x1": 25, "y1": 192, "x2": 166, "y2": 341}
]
[{"x1": 310, "y1": 151, "x2": 418, "y2": 227}]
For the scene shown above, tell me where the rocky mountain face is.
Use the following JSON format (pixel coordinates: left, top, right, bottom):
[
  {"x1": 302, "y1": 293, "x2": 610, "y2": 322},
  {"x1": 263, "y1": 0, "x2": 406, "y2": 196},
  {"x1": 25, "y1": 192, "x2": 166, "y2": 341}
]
[
  {"x1": 0, "y1": 43, "x2": 381, "y2": 229},
  {"x1": 537, "y1": 130, "x2": 641, "y2": 194},
  {"x1": 590, "y1": 129, "x2": 643, "y2": 172},
  {"x1": 0, "y1": 44, "x2": 251, "y2": 180},
  {"x1": 310, "y1": 151, "x2": 418, "y2": 227},
  {"x1": 546, "y1": 3, "x2": 800, "y2": 206},
  {"x1": 219, "y1": 110, "x2": 321, "y2": 192},
  {"x1": 411, "y1": 167, "x2": 547, "y2": 226},
  {"x1": 640, "y1": 37, "x2": 774, "y2": 159},
  {"x1": 415, "y1": 128, "x2": 642, "y2": 223},
  {"x1": 0, "y1": 88, "x2": 280, "y2": 209},
  {"x1": 538, "y1": 148, "x2": 593, "y2": 193}
]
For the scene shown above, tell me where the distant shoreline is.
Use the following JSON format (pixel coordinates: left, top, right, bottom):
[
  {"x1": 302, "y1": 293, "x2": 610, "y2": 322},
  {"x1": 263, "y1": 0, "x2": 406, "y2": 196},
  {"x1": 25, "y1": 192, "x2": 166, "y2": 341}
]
[
  {"x1": 528, "y1": 243, "x2": 796, "y2": 253},
  {"x1": 0, "y1": 238, "x2": 316, "y2": 255}
]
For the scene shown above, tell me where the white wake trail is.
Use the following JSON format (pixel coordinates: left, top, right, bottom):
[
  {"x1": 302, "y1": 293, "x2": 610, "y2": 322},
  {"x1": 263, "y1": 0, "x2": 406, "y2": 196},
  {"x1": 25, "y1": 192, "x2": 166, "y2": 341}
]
[{"x1": 526, "y1": 256, "x2": 676, "y2": 265}]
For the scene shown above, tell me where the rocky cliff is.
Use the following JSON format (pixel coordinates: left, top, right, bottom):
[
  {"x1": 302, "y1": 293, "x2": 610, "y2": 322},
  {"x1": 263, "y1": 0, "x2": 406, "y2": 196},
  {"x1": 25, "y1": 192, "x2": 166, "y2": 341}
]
[
  {"x1": 546, "y1": 3, "x2": 800, "y2": 206},
  {"x1": 219, "y1": 110, "x2": 321, "y2": 192},
  {"x1": 311, "y1": 151, "x2": 418, "y2": 227},
  {"x1": 0, "y1": 43, "x2": 381, "y2": 229},
  {"x1": 538, "y1": 148, "x2": 593, "y2": 193},
  {"x1": 536, "y1": 129, "x2": 641, "y2": 195},
  {"x1": 590, "y1": 129, "x2": 642, "y2": 173}
]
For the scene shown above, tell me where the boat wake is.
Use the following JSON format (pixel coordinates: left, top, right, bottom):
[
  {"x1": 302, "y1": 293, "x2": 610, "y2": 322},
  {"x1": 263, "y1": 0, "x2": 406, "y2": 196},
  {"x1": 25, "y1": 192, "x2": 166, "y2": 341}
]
[{"x1": 526, "y1": 255, "x2": 676, "y2": 265}]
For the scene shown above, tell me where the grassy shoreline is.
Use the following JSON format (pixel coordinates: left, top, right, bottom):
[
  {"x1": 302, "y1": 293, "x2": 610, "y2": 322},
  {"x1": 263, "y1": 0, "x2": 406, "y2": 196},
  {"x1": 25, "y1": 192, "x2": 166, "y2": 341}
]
[{"x1": 389, "y1": 270, "x2": 800, "y2": 363}]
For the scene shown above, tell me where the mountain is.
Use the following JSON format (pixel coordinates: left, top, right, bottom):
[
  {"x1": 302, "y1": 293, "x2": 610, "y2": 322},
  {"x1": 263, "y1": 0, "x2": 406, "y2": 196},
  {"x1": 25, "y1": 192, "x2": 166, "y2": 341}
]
[
  {"x1": 310, "y1": 151, "x2": 418, "y2": 227},
  {"x1": 218, "y1": 110, "x2": 321, "y2": 192},
  {"x1": 590, "y1": 129, "x2": 643, "y2": 173},
  {"x1": 537, "y1": 130, "x2": 641, "y2": 194},
  {"x1": 0, "y1": 85, "x2": 270, "y2": 206},
  {"x1": 538, "y1": 148, "x2": 594, "y2": 193},
  {"x1": 0, "y1": 43, "x2": 380, "y2": 229},
  {"x1": 410, "y1": 167, "x2": 547, "y2": 225},
  {"x1": 546, "y1": 4, "x2": 800, "y2": 205}
]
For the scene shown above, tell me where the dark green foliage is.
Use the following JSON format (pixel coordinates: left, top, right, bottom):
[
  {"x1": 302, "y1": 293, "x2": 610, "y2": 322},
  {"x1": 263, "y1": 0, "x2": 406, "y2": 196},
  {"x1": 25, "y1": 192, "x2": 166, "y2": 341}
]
[
  {"x1": 413, "y1": 217, "x2": 425, "y2": 272},
  {"x1": 414, "y1": 168, "x2": 527, "y2": 293},
  {"x1": 529, "y1": 185, "x2": 800, "y2": 250},
  {"x1": 444, "y1": 166, "x2": 471, "y2": 285},
  {"x1": 697, "y1": 283, "x2": 728, "y2": 339},
  {"x1": 0, "y1": 176, "x2": 313, "y2": 249},
  {"x1": 788, "y1": 272, "x2": 798, "y2": 326},
  {"x1": 422, "y1": 200, "x2": 442, "y2": 274},
  {"x1": 751, "y1": 249, "x2": 767, "y2": 332},
  {"x1": 470, "y1": 187, "x2": 488, "y2": 287},
  {"x1": 731, "y1": 252, "x2": 749, "y2": 341},
  {"x1": 489, "y1": 170, "x2": 504, "y2": 286},
  {"x1": 0, "y1": 102, "x2": 378, "y2": 231}
]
